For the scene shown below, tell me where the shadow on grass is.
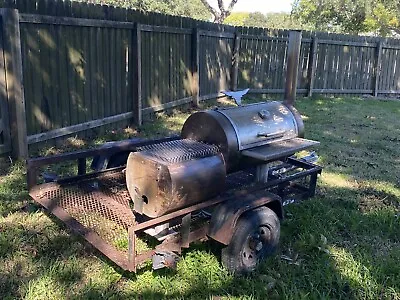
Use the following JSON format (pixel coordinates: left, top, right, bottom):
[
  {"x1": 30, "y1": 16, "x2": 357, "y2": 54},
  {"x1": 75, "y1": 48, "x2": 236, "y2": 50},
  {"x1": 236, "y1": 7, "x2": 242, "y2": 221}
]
[
  {"x1": 1, "y1": 97, "x2": 399, "y2": 299},
  {"x1": 2, "y1": 182, "x2": 392, "y2": 300}
]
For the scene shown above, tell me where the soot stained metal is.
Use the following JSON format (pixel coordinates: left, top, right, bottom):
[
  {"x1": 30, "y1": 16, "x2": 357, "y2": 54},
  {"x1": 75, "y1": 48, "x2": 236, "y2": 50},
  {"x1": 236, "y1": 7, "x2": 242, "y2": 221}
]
[{"x1": 27, "y1": 91, "x2": 322, "y2": 274}]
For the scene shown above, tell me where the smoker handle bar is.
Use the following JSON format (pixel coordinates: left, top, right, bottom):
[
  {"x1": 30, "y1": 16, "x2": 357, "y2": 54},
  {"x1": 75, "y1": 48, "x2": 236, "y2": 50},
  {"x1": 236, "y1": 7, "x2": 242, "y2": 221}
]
[{"x1": 257, "y1": 131, "x2": 285, "y2": 138}]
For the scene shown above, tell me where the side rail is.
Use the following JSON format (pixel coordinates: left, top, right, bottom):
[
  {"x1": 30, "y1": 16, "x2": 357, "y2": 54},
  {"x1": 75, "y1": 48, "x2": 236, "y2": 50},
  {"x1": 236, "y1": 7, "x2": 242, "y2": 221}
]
[{"x1": 26, "y1": 136, "x2": 179, "y2": 190}]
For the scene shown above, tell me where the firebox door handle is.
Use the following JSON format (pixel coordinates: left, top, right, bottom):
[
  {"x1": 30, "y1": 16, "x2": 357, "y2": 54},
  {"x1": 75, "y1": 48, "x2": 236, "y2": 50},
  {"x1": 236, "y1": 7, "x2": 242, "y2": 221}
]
[{"x1": 257, "y1": 130, "x2": 286, "y2": 139}]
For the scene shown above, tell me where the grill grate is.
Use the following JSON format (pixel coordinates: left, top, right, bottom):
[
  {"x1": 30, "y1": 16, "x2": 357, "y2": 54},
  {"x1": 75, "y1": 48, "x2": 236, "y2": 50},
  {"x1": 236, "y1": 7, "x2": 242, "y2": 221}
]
[{"x1": 137, "y1": 139, "x2": 220, "y2": 164}]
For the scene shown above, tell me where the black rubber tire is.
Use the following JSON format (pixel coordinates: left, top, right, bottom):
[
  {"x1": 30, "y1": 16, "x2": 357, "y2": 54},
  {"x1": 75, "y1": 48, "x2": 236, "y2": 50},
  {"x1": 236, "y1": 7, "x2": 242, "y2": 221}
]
[{"x1": 221, "y1": 207, "x2": 280, "y2": 274}]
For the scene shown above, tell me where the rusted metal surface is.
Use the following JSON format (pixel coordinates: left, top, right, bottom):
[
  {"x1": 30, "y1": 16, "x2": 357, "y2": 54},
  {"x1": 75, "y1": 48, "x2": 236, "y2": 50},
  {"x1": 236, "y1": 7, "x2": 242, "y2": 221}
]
[
  {"x1": 208, "y1": 191, "x2": 281, "y2": 245},
  {"x1": 126, "y1": 139, "x2": 226, "y2": 217},
  {"x1": 30, "y1": 171, "x2": 134, "y2": 244},
  {"x1": 29, "y1": 171, "x2": 133, "y2": 271}
]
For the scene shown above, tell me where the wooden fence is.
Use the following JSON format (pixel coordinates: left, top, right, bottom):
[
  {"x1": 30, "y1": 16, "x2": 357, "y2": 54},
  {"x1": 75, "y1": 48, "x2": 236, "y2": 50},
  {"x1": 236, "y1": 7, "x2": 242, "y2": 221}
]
[{"x1": 0, "y1": 0, "x2": 399, "y2": 159}]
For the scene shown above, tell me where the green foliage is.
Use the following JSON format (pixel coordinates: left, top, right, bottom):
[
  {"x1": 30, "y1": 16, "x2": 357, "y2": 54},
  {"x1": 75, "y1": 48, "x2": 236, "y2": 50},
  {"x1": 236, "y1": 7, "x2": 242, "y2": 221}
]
[
  {"x1": 366, "y1": 1, "x2": 400, "y2": 36},
  {"x1": 262, "y1": 12, "x2": 305, "y2": 30},
  {"x1": 81, "y1": 0, "x2": 211, "y2": 20},
  {"x1": 292, "y1": 0, "x2": 370, "y2": 34},
  {"x1": 224, "y1": 12, "x2": 305, "y2": 30},
  {"x1": 224, "y1": 12, "x2": 249, "y2": 26},
  {"x1": 244, "y1": 12, "x2": 268, "y2": 27},
  {"x1": 292, "y1": 0, "x2": 400, "y2": 36}
]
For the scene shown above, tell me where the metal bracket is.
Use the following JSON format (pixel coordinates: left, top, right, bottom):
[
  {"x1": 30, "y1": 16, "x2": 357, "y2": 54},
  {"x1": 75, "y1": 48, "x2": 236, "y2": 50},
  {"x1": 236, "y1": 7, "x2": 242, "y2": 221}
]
[
  {"x1": 181, "y1": 213, "x2": 191, "y2": 248},
  {"x1": 152, "y1": 251, "x2": 180, "y2": 270}
]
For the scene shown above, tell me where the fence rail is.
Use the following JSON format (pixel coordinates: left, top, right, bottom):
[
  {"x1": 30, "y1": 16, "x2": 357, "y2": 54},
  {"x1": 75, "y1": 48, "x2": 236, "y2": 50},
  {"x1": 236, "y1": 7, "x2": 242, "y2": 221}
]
[{"x1": 0, "y1": 0, "x2": 399, "y2": 158}]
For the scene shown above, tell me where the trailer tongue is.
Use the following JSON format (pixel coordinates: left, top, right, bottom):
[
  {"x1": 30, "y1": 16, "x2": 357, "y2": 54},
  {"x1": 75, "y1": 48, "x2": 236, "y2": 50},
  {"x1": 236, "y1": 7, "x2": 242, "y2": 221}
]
[{"x1": 28, "y1": 100, "x2": 322, "y2": 274}]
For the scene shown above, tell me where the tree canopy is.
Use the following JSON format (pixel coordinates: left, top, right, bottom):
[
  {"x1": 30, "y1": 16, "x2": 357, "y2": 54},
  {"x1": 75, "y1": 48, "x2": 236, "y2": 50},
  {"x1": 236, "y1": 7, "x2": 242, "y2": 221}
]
[
  {"x1": 84, "y1": 0, "x2": 400, "y2": 37},
  {"x1": 89, "y1": 0, "x2": 211, "y2": 20},
  {"x1": 224, "y1": 12, "x2": 303, "y2": 30},
  {"x1": 292, "y1": 0, "x2": 400, "y2": 36}
]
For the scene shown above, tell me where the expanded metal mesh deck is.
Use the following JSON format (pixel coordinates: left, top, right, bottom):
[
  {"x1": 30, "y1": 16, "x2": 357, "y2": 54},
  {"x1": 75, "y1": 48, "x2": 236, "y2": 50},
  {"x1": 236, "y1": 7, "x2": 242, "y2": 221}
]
[
  {"x1": 30, "y1": 168, "x2": 258, "y2": 247},
  {"x1": 30, "y1": 170, "x2": 135, "y2": 247}
]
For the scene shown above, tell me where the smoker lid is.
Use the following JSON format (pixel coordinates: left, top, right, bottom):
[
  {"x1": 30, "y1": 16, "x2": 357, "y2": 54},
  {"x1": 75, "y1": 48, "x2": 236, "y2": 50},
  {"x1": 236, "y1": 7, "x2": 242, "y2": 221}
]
[
  {"x1": 241, "y1": 138, "x2": 319, "y2": 162},
  {"x1": 214, "y1": 101, "x2": 301, "y2": 150}
]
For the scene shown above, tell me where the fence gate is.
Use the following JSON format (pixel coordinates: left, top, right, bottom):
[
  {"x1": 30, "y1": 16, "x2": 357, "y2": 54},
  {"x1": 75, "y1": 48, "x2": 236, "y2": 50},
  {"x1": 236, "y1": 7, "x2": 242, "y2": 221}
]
[{"x1": 0, "y1": 14, "x2": 11, "y2": 156}]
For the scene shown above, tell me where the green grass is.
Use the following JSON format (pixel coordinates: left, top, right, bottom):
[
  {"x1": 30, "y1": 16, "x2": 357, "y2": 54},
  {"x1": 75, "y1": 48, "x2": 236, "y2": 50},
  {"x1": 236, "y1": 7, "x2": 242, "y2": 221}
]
[{"x1": 0, "y1": 96, "x2": 399, "y2": 299}]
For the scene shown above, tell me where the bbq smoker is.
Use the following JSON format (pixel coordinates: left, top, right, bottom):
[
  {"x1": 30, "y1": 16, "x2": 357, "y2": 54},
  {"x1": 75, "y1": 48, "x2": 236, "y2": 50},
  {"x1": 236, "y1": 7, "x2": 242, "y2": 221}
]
[{"x1": 27, "y1": 96, "x2": 322, "y2": 274}]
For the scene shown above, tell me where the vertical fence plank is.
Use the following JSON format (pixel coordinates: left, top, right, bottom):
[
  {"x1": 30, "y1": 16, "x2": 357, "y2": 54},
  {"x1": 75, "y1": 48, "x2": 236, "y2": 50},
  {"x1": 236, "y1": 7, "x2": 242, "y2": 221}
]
[
  {"x1": 19, "y1": 23, "x2": 34, "y2": 135},
  {"x1": 308, "y1": 36, "x2": 318, "y2": 97},
  {"x1": 386, "y1": 45, "x2": 395, "y2": 92},
  {"x1": 191, "y1": 27, "x2": 199, "y2": 106},
  {"x1": 170, "y1": 31, "x2": 175, "y2": 101},
  {"x1": 381, "y1": 46, "x2": 389, "y2": 93},
  {"x1": 109, "y1": 27, "x2": 116, "y2": 116},
  {"x1": 231, "y1": 31, "x2": 240, "y2": 91},
  {"x1": 115, "y1": 28, "x2": 122, "y2": 114},
  {"x1": 1, "y1": 8, "x2": 28, "y2": 158},
  {"x1": 160, "y1": 31, "x2": 167, "y2": 104},
  {"x1": 133, "y1": 23, "x2": 142, "y2": 125},
  {"x1": 0, "y1": 16, "x2": 11, "y2": 154},
  {"x1": 103, "y1": 25, "x2": 111, "y2": 118},
  {"x1": 271, "y1": 36, "x2": 279, "y2": 89},
  {"x1": 374, "y1": 41, "x2": 383, "y2": 97},
  {"x1": 57, "y1": 26, "x2": 70, "y2": 129}
]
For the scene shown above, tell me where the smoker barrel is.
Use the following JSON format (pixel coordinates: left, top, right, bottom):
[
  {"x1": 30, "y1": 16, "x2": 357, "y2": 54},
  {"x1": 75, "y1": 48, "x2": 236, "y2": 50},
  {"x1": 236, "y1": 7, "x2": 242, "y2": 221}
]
[
  {"x1": 181, "y1": 101, "x2": 304, "y2": 171},
  {"x1": 127, "y1": 101, "x2": 310, "y2": 218},
  {"x1": 126, "y1": 139, "x2": 226, "y2": 218}
]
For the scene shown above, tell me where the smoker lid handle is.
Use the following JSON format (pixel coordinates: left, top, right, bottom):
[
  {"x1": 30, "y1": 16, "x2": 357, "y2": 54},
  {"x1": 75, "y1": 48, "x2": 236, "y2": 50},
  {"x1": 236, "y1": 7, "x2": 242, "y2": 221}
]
[{"x1": 257, "y1": 130, "x2": 286, "y2": 138}]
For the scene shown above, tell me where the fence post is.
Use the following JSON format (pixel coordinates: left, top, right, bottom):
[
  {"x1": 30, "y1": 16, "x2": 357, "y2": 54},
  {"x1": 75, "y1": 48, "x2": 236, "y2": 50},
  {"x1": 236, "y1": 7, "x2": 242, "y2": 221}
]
[
  {"x1": 133, "y1": 22, "x2": 142, "y2": 125},
  {"x1": 374, "y1": 41, "x2": 383, "y2": 97},
  {"x1": 1, "y1": 8, "x2": 28, "y2": 159},
  {"x1": 231, "y1": 31, "x2": 240, "y2": 91},
  {"x1": 308, "y1": 36, "x2": 318, "y2": 97},
  {"x1": 191, "y1": 27, "x2": 200, "y2": 107},
  {"x1": 284, "y1": 30, "x2": 302, "y2": 105}
]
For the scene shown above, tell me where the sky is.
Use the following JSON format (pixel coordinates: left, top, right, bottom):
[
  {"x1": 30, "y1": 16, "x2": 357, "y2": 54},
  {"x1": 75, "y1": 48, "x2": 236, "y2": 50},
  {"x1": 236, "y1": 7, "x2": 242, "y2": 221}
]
[{"x1": 208, "y1": 0, "x2": 293, "y2": 14}]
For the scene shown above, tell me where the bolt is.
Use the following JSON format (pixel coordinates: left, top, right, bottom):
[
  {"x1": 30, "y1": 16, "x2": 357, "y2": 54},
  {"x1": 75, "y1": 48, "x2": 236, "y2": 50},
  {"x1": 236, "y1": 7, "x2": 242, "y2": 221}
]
[{"x1": 255, "y1": 242, "x2": 263, "y2": 251}]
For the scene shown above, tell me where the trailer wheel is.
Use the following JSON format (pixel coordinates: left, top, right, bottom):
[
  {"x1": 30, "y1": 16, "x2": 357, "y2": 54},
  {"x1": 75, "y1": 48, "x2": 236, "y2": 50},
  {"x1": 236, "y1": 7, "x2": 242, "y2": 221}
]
[{"x1": 221, "y1": 207, "x2": 280, "y2": 274}]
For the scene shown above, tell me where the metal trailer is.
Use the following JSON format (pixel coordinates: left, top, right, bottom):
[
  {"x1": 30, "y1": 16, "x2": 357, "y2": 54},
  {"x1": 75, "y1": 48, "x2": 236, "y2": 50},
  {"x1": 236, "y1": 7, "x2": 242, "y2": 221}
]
[
  {"x1": 27, "y1": 101, "x2": 322, "y2": 274},
  {"x1": 27, "y1": 138, "x2": 321, "y2": 273}
]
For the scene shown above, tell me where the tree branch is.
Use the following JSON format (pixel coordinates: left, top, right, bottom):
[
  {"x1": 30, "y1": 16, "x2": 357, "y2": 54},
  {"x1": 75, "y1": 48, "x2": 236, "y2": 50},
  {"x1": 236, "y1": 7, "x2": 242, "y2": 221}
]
[
  {"x1": 200, "y1": 0, "x2": 239, "y2": 23},
  {"x1": 200, "y1": 0, "x2": 220, "y2": 21},
  {"x1": 385, "y1": 25, "x2": 400, "y2": 35},
  {"x1": 217, "y1": 0, "x2": 225, "y2": 12},
  {"x1": 227, "y1": 0, "x2": 239, "y2": 12}
]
